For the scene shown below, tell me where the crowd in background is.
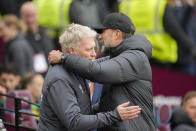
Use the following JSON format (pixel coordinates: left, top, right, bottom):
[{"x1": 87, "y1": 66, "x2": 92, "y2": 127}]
[{"x1": 0, "y1": 0, "x2": 196, "y2": 130}]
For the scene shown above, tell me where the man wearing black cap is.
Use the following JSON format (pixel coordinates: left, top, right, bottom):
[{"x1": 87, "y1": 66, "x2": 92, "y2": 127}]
[{"x1": 48, "y1": 13, "x2": 156, "y2": 131}]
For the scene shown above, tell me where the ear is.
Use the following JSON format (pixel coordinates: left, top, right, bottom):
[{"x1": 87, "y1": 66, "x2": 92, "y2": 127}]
[
  {"x1": 115, "y1": 30, "x2": 124, "y2": 42},
  {"x1": 115, "y1": 30, "x2": 122, "y2": 39},
  {"x1": 68, "y1": 46, "x2": 75, "y2": 54},
  {"x1": 26, "y1": 84, "x2": 31, "y2": 90},
  {"x1": 15, "y1": 75, "x2": 20, "y2": 85}
]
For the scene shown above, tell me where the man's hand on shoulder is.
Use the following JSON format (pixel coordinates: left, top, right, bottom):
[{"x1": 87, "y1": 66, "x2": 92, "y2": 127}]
[
  {"x1": 48, "y1": 50, "x2": 63, "y2": 64},
  {"x1": 117, "y1": 102, "x2": 141, "y2": 120}
]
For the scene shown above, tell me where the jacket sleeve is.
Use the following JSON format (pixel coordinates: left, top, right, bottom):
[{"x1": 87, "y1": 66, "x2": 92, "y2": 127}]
[
  {"x1": 11, "y1": 45, "x2": 27, "y2": 76},
  {"x1": 47, "y1": 79, "x2": 121, "y2": 131},
  {"x1": 95, "y1": 56, "x2": 110, "y2": 63},
  {"x1": 62, "y1": 51, "x2": 143, "y2": 84}
]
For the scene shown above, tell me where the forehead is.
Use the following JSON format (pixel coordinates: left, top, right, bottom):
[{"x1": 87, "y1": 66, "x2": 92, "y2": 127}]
[
  {"x1": 32, "y1": 75, "x2": 44, "y2": 81},
  {"x1": 79, "y1": 37, "x2": 96, "y2": 48},
  {"x1": 186, "y1": 97, "x2": 196, "y2": 105},
  {"x1": 1, "y1": 73, "x2": 15, "y2": 78},
  {"x1": 101, "y1": 29, "x2": 112, "y2": 34},
  {"x1": 21, "y1": 4, "x2": 37, "y2": 13}
]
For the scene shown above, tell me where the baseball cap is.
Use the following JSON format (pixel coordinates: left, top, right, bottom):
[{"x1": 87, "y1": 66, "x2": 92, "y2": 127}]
[{"x1": 94, "y1": 13, "x2": 135, "y2": 34}]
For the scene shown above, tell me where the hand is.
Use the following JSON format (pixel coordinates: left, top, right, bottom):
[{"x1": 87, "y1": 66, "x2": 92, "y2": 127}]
[
  {"x1": 117, "y1": 102, "x2": 141, "y2": 120},
  {"x1": 48, "y1": 50, "x2": 63, "y2": 64}
]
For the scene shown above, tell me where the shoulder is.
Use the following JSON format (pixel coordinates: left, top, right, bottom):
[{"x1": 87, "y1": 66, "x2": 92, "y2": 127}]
[
  {"x1": 42, "y1": 65, "x2": 76, "y2": 94},
  {"x1": 11, "y1": 35, "x2": 31, "y2": 50},
  {"x1": 45, "y1": 65, "x2": 72, "y2": 85},
  {"x1": 119, "y1": 50, "x2": 148, "y2": 64}
]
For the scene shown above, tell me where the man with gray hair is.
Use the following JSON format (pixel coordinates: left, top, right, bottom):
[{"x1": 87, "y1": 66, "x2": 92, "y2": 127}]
[{"x1": 38, "y1": 23, "x2": 141, "y2": 131}]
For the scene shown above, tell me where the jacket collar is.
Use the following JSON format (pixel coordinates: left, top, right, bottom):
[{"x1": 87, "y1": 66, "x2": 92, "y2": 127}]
[
  {"x1": 109, "y1": 34, "x2": 152, "y2": 59},
  {"x1": 110, "y1": 38, "x2": 130, "y2": 58}
]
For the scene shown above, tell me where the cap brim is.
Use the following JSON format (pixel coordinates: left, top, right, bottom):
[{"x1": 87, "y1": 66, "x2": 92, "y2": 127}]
[{"x1": 91, "y1": 25, "x2": 107, "y2": 34}]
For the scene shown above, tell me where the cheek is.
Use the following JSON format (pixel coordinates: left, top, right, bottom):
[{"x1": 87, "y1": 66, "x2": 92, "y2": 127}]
[
  {"x1": 102, "y1": 34, "x2": 107, "y2": 40},
  {"x1": 3, "y1": 30, "x2": 10, "y2": 40},
  {"x1": 77, "y1": 49, "x2": 87, "y2": 57},
  {"x1": 0, "y1": 30, "x2": 6, "y2": 37},
  {"x1": 29, "y1": 16, "x2": 37, "y2": 24},
  {"x1": 82, "y1": 52, "x2": 93, "y2": 60},
  {"x1": 100, "y1": 33, "x2": 106, "y2": 39},
  {"x1": 187, "y1": 108, "x2": 196, "y2": 116},
  {"x1": 0, "y1": 30, "x2": 2, "y2": 36},
  {"x1": 31, "y1": 86, "x2": 40, "y2": 95},
  {"x1": 81, "y1": 51, "x2": 90, "y2": 58},
  {"x1": 35, "y1": 87, "x2": 41, "y2": 93}
]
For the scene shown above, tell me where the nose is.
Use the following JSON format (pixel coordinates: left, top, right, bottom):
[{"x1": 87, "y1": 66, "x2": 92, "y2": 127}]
[
  {"x1": 90, "y1": 49, "x2": 96, "y2": 59},
  {"x1": 92, "y1": 49, "x2": 96, "y2": 57},
  {"x1": 98, "y1": 34, "x2": 102, "y2": 40},
  {"x1": 5, "y1": 81, "x2": 11, "y2": 89}
]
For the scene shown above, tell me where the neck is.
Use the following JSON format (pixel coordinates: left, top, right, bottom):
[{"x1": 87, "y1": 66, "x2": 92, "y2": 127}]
[
  {"x1": 32, "y1": 96, "x2": 37, "y2": 103},
  {"x1": 112, "y1": 39, "x2": 123, "y2": 47},
  {"x1": 30, "y1": 25, "x2": 38, "y2": 34}
]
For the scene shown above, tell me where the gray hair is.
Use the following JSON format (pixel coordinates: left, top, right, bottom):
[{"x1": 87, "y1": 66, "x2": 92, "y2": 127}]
[
  {"x1": 122, "y1": 32, "x2": 132, "y2": 39},
  {"x1": 59, "y1": 23, "x2": 97, "y2": 53}
]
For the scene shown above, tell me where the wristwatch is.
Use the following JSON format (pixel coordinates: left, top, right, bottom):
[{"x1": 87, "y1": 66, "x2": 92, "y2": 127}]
[{"x1": 61, "y1": 54, "x2": 66, "y2": 63}]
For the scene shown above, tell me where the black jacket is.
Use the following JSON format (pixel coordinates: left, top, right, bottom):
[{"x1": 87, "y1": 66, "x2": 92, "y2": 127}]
[
  {"x1": 38, "y1": 65, "x2": 121, "y2": 131},
  {"x1": 61, "y1": 34, "x2": 156, "y2": 131},
  {"x1": 25, "y1": 27, "x2": 54, "y2": 62},
  {"x1": 4, "y1": 33, "x2": 34, "y2": 76},
  {"x1": 164, "y1": 4, "x2": 195, "y2": 55},
  {"x1": 170, "y1": 108, "x2": 196, "y2": 131}
]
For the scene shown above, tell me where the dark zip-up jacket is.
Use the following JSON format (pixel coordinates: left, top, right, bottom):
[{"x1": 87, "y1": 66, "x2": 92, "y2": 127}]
[
  {"x1": 170, "y1": 108, "x2": 196, "y2": 131},
  {"x1": 38, "y1": 65, "x2": 121, "y2": 131},
  {"x1": 25, "y1": 27, "x2": 54, "y2": 63},
  {"x1": 4, "y1": 33, "x2": 34, "y2": 76},
  {"x1": 61, "y1": 34, "x2": 156, "y2": 131}
]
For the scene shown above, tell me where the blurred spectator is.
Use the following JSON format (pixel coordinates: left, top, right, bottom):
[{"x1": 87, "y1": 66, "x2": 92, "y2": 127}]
[
  {"x1": 20, "y1": 72, "x2": 43, "y2": 103},
  {"x1": 170, "y1": 91, "x2": 196, "y2": 131},
  {"x1": 119, "y1": 0, "x2": 196, "y2": 70},
  {"x1": 33, "y1": 0, "x2": 72, "y2": 49},
  {"x1": 0, "y1": 38, "x2": 4, "y2": 64},
  {"x1": 69, "y1": 0, "x2": 109, "y2": 27},
  {"x1": 20, "y1": 72, "x2": 44, "y2": 121},
  {"x1": 20, "y1": 2, "x2": 54, "y2": 75},
  {"x1": 0, "y1": 0, "x2": 31, "y2": 16},
  {"x1": 0, "y1": 64, "x2": 7, "y2": 97},
  {"x1": 106, "y1": 0, "x2": 118, "y2": 12},
  {"x1": 0, "y1": 64, "x2": 20, "y2": 91},
  {"x1": 0, "y1": 85, "x2": 6, "y2": 120},
  {"x1": 0, "y1": 85, "x2": 6, "y2": 101},
  {"x1": 172, "y1": 0, "x2": 196, "y2": 75},
  {"x1": 0, "y1": 65, "x2": 7, "y2": 120},
  {"x1": 69, "y1": 0, "x2": 113, "y2": 58},
  {"x1": 0, "y1": 14, "x2": 34, "y2": 76}
]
